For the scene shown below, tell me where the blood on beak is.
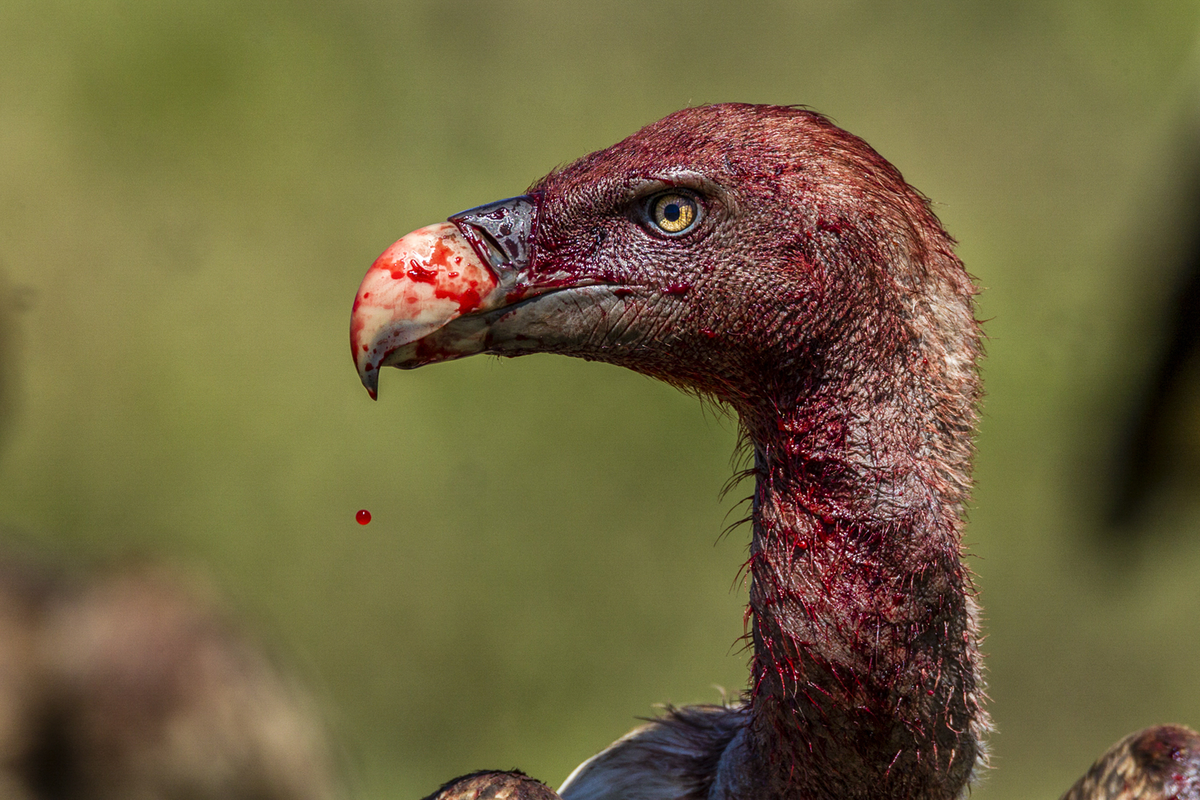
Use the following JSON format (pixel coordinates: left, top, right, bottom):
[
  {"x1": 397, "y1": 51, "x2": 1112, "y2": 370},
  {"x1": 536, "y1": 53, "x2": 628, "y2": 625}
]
[{"x1": 350, "y1": 223, "x2": 498, "y2": 398}]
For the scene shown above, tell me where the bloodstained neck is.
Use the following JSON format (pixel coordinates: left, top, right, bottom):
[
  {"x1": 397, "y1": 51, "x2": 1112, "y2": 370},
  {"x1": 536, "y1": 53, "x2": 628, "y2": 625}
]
[{"x1": 737, "y1": 361, "x2": 983, "y2": 800}]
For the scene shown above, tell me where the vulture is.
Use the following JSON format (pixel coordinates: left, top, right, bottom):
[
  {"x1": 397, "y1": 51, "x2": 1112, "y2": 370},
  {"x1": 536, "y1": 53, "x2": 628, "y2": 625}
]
[
  {"x1": 0, "y1": 554, "x2": 342, "y2": 800},
  {"x1": 350, "y1": 104, "x2": 1200, "y2": 800}
]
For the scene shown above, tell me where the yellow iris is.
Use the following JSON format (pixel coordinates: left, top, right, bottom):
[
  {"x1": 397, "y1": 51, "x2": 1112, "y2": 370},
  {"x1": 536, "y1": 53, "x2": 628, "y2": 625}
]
[{"x1": 651, "y1": 193, "x2": 698, "y2": 234}]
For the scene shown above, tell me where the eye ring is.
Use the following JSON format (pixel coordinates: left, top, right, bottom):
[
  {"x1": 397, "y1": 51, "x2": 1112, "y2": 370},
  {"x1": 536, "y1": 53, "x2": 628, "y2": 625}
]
[{"x1": 647, "y1": 191, "x2": 702, "y2": 236}]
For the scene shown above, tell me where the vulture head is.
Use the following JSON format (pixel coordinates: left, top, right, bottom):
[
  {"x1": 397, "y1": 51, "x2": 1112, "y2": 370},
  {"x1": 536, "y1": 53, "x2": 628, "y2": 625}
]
[
  {"x1": 350, "y1": 104, "x2": 1198, "y2": 800},
  {"x1": 353, "y1": 105, "x2": 976, "y2": 443}
]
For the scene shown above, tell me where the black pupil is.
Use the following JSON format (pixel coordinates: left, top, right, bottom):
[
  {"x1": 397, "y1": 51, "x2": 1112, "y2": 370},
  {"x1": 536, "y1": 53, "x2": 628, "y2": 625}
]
[{"x1": 663, "y1": 202, "x2": 681, "y2": 222}]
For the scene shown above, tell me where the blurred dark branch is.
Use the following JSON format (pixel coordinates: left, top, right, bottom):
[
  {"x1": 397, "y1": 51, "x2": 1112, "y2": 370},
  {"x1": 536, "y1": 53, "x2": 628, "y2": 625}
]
[{"x1": 1106, "y1": 109, "x2": 1200, "y2": 540}]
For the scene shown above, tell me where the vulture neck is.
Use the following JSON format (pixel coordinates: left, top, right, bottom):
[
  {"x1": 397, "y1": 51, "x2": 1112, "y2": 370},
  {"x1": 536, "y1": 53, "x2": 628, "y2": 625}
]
[{"x1": 736, "y1": 344, "x2": 982, "y2": 799}]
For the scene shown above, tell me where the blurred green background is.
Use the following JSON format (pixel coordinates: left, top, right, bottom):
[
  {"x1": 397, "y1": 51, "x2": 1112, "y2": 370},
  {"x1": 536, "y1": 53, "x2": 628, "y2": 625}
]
[{"x1": 2, "y1": 1, "x2": 1199, "y2": 798}]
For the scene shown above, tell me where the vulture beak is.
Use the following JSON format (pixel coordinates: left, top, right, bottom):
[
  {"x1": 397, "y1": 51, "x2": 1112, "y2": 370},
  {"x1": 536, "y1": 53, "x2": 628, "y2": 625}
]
[{"x1": 350, "y1": 196, "x2": 537, "y2": 398}]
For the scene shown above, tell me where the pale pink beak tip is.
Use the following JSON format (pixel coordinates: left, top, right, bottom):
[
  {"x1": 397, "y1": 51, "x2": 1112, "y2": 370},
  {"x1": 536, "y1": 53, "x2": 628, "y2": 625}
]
[{"x1": 350, "y1": 223, "x2": 498, "y2": 398}]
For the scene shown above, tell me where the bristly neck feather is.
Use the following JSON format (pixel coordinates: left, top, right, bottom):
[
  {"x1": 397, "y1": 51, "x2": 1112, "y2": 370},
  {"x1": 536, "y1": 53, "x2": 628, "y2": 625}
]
[{"x1": 735, "y1": 310, "x2": 986, "y2": 800}]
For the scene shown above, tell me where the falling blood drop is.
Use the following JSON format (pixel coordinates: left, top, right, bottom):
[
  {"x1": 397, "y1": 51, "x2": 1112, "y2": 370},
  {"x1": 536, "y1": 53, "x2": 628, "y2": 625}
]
[{"x1": 356, "y1": 509, "x2": 372, "y2": 525}]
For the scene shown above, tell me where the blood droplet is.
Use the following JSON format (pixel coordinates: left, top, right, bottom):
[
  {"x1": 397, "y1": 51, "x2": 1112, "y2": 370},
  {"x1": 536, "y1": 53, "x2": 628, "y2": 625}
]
[
  {"x1": 356, "y1": 509, "x2": 372, "y2": 525},
  {"x1": 406, "y1": 260, "x2": 438, "y2": 283}
]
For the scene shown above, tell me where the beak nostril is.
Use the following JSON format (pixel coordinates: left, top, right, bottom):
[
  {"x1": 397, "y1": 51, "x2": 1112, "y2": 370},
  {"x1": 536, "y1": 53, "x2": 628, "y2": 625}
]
[
  {"x1": 469, "y1": 227, "x2": 508, "y2": 268},
  {"x1": 448, "y1": 194, "x2": 538, "y2": 271}
]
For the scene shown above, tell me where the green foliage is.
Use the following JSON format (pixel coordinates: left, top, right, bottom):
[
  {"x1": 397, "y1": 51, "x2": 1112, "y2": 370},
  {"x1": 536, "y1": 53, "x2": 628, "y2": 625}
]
[{"x1": 0, "y1": 1, "x2": 1198, "y2": 797}]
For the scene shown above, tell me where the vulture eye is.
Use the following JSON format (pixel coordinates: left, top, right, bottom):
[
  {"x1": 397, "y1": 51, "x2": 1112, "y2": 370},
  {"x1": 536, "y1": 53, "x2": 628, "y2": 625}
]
[{"x1": 648, "y1": 192, "x2": 700, "y2": 235}]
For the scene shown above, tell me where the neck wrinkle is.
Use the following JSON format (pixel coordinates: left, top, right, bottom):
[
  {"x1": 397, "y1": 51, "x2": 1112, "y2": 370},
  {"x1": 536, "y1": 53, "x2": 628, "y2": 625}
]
[{"x1": 738, "y1": 394, "x2": 983, "y2": 800}]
